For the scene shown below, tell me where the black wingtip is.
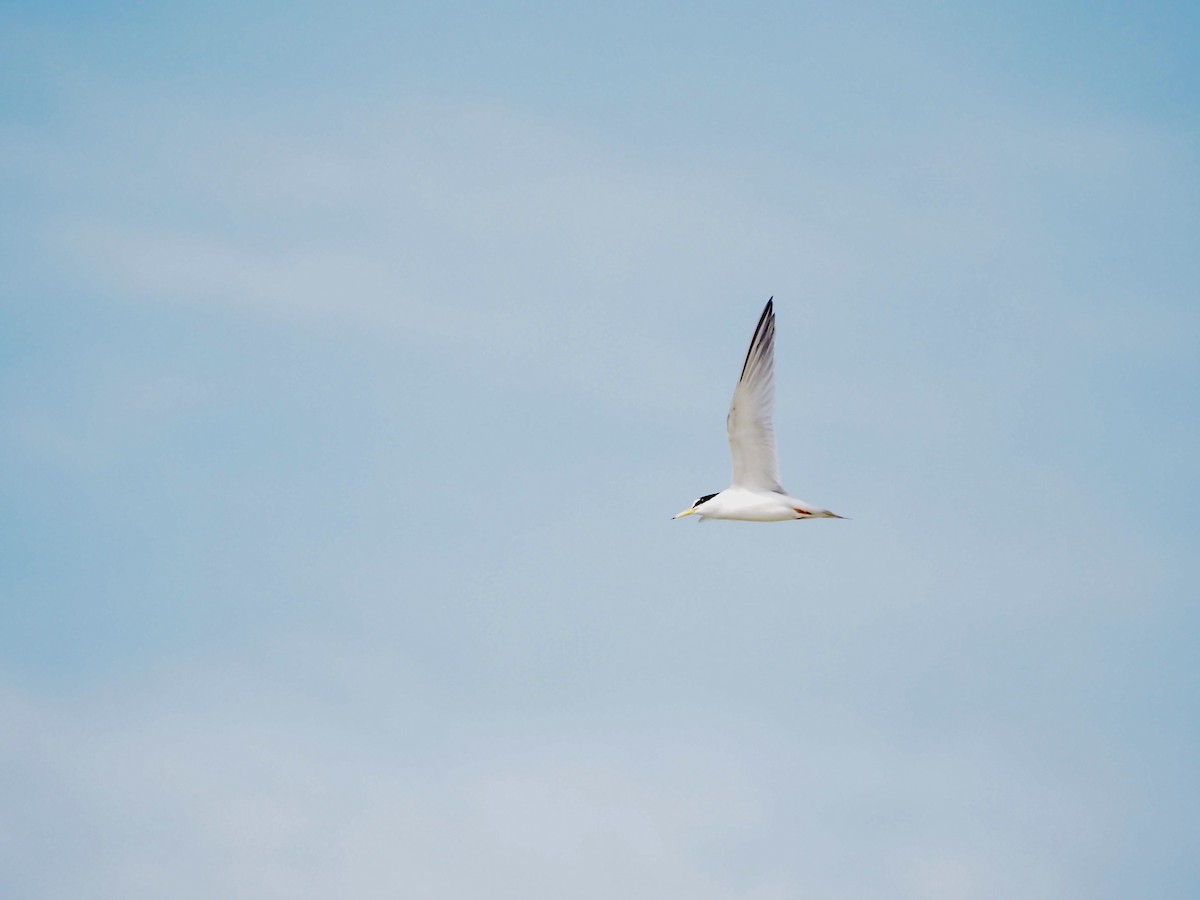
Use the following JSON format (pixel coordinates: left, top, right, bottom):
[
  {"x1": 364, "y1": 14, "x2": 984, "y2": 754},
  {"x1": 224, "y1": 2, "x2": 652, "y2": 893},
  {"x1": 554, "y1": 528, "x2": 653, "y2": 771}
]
[{"x1": 738, "y1": 297, "x2": 776, "y2": 380}]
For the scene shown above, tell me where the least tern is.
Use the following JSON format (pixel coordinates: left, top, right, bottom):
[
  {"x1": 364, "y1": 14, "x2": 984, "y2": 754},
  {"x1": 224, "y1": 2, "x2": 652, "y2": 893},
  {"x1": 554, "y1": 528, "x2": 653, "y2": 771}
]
[{"x1": 674, "y1": 298, "x2": 843, "y2": 522}]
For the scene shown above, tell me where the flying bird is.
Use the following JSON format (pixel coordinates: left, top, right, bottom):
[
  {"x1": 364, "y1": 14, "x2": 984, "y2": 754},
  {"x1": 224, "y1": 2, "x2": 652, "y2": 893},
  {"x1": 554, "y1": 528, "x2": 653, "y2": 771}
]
[{"x1": 674, "y1": 298, "x2": 843, "y2": 522}]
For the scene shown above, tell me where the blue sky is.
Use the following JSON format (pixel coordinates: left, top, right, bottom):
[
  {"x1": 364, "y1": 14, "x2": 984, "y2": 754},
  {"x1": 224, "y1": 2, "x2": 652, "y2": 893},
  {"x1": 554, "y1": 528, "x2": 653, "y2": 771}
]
[{"x1": 2, "y1": 2, "x2": 1198, "y2": 897}]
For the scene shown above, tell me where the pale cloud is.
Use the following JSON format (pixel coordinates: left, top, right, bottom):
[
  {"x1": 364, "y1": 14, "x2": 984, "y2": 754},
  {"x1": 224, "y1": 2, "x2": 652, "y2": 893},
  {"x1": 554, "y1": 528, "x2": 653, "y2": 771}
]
[
  {"x1": 36, "y1": 81, "x2": 1191, "y2": 435},
  {"x1": 0, "y1": 671, "x2": 1117, "y2": 900}
]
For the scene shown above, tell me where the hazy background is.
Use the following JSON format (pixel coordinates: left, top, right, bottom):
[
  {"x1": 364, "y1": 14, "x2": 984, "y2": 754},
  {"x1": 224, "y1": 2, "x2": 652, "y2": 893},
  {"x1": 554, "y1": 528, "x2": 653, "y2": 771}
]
[{"x1": 2, "y1": 2, "x2": 1198, "y2": 897}]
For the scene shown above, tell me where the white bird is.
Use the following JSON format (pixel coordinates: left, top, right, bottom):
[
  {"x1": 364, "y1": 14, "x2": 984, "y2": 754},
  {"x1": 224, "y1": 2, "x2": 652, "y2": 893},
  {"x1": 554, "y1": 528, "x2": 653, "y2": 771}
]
[{"x1": 673, "y1": 298, "x2": 843, "y2": 522}]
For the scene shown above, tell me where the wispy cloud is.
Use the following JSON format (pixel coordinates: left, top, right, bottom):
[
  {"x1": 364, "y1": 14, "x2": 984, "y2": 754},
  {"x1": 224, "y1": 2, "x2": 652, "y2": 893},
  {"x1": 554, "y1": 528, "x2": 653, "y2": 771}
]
[{"x1": 0, "y1": 670, "x2": 1118, "y2": 900}]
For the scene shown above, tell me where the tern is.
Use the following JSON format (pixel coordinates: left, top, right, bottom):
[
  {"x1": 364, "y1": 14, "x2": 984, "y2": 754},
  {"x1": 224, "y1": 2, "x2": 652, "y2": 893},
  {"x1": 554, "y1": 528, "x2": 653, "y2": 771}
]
[{"x1": 673, "y1": 298, "x2": 843, "y2": 522}]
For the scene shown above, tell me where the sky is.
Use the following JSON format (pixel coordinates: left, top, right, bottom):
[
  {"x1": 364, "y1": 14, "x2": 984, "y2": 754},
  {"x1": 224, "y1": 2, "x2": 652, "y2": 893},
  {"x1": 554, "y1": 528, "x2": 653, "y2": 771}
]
[{"x1": 2, "y1": 1, "x2": 1199, "y2": 897}]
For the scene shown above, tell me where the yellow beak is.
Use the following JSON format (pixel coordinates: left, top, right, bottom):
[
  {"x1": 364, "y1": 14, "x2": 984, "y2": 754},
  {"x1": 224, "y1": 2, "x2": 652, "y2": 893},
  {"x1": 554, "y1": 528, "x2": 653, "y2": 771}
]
[{"x1": 673, "y1": 506, "x2": 698, "y2": 519}]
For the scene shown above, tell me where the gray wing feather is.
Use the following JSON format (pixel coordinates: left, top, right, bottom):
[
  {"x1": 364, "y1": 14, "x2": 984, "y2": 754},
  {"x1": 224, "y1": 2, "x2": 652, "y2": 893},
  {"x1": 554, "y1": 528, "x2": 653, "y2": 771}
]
[{"x1": 726, "y1": 298, "x2": 783, "y2": 491}]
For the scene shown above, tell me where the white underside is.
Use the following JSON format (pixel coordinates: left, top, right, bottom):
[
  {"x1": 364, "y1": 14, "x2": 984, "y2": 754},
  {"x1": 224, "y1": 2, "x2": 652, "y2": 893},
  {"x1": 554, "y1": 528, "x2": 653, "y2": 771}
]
[{"x1": 695, "y1": 486, "x2": 833, "y2": 522}]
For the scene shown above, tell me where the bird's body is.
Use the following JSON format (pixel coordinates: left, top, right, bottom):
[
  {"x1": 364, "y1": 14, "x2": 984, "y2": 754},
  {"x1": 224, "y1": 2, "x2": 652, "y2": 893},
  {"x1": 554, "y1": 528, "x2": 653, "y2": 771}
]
[
  {"x1": 674, "y1": 298, "x2": 842, "y2": 523},
  {"x1": 684, "y1": 486, "x2": 834, "y2": 522}
]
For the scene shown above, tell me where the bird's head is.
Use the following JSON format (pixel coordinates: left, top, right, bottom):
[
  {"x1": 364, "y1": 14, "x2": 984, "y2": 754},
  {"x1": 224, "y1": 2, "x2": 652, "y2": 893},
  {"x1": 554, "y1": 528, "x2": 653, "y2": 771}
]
[{"x1": 673, "y1": 492, "x2": 718, "y2": 519}]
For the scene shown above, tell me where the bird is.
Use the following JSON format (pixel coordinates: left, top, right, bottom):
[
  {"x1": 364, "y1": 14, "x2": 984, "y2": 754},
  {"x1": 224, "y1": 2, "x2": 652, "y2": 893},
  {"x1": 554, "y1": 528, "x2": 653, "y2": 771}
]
[{"x1": 673, "y1": 298, "x2": 843, "y2": 522}]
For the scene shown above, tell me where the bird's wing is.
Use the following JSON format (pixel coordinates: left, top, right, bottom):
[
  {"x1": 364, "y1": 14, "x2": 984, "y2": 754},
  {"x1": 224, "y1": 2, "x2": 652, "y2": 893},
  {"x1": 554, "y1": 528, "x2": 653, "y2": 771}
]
[{"x1": 727, "y1": 298, "x2": 783, "y2": 492}]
